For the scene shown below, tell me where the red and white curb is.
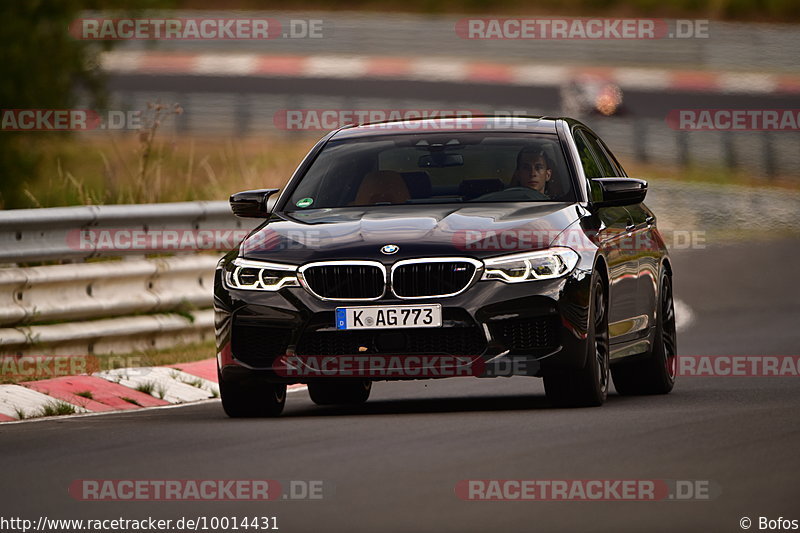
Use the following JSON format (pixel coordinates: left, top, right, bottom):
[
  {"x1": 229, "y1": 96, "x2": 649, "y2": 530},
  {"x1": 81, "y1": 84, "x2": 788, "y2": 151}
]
[
  {"x1": 101, "y1": 50, "x2": 800, "y2": 95},
  {"x1": 0, "y1": 358, "x2": 304, "y2": 423},
  {"x1": 0, "y1": 385, "x2": 88, "y2": 421},
  {"x1": 93, "y1": 367, "x2": 219, "y2": 404}
]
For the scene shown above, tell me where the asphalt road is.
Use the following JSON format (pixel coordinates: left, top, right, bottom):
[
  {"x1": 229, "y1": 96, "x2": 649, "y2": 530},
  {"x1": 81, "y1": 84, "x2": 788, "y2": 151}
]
[
  {"x1": 107, "y1": 74, "x2": 800, "y2": 120},
  {"x1": 1, "y1": 239, "x2": 799, "y2": 533}
]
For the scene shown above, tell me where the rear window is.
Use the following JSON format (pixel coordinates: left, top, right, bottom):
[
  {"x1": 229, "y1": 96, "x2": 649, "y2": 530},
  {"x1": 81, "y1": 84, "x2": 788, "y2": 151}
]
[{"x1": 285, "y1": 132, "x2": 575, "y2": 210}]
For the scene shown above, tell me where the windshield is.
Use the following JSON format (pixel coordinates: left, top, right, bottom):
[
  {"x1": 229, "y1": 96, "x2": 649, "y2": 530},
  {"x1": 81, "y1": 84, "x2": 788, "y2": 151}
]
[{"x1": 285, "y1": 132, "x2": 575, "y2": 210}]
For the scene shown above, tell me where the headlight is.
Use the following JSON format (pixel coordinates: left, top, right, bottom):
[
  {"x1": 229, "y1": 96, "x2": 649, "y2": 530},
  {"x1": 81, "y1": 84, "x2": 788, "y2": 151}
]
[
  {"x1": 225, "y1": 258, "x2": 299, "y2": 291},
  {"x1": 481, "y1": 247, "x2": 579, "y2": 283}
]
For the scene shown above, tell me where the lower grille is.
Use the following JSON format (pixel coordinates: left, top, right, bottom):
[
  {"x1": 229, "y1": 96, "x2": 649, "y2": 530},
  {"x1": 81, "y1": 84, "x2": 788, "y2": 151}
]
[
  {"x1": 296, "y1": 326, "x2": 486, "y2": 356},
  {"x1": 488, "y1": 316, "x2": 560, "y2": 351},
  {"x1": 232, "y1": 324, "x2": 291, "y2": 367},
  {"x1": 302, "y1": 264, "x2": 384, "y2": 299},
  {"x1": 392, "y1": 261, "x2": 476, "y2": 297}
]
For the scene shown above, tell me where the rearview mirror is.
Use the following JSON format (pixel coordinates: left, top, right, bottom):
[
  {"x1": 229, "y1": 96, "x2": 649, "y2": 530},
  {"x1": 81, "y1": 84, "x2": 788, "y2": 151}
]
[
  {"x1": 589, "y1": 178, "x2": 647, "y2": 207},
  {"x1": 418, "y1": 153, "x2": 464, "y2": 168},
  {"x1": 229, "y1": 188, "x2": 280, "y2": 218}
]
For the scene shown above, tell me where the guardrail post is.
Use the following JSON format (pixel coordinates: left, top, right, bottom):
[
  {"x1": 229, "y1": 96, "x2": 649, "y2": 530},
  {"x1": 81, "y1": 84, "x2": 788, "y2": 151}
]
[
  {"x1": 286, "y1": 94, "x2": 303, "y2": 138},
  {"x1": 762, "y1": 132, "x2": 776, "y2": 179},
  {"x1": 676, "y1": 130, "x2": 690, "y2": 168},
  {"x1": 235, "y1": 93, "x2": 251, "y2": 138},
  {"x1": 723, "y1": 132, "x2": 736, "y2": 170},
  {"x1": 177, "y1": 94, "x2": 190, "y2": 134}
]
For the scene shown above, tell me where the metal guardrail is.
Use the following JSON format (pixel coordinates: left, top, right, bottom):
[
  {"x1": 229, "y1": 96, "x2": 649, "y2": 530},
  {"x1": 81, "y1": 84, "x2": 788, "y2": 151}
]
[
  {"x1": 0, "y1": 255, "x2": 219, "y2": 327},
  {"x1": 0, "y1": 310, "x2": 216, "y2": 357},
  {"x1": 0, "y1": 201, "x2": 255, "y2": 264},
  {"x1": 0, "y1": 201, "x2": 264, "y2": 356}
]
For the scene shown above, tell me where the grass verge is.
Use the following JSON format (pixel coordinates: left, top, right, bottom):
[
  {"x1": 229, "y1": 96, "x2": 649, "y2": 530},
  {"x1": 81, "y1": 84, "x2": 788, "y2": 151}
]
[
  {"x1": 625, "y1": 162, "x2": 800, "y2": 192},
  {"x1": 11, "y1": 132, "x2": 800, "y2": 211},
  {"x1": 14, "y1": 133, "x2": 318, "y2": 208}
]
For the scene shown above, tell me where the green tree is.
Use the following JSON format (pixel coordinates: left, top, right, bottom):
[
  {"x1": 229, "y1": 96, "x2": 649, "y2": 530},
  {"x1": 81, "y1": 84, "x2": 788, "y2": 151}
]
[{"x1": 0, "y1": 0, "x2": 169, "y2": 208}]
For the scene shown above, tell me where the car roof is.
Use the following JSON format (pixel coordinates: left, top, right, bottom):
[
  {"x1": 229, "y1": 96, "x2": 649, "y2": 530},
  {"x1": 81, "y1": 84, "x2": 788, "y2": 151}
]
[{"x1": 331, "y1": 115, "x2": 564, "y2": 139}]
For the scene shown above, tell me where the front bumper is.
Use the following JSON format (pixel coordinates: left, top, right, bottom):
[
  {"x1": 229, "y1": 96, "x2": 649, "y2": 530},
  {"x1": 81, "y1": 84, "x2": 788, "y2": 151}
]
[{"x1": 215, "y1": 266, "x2": 593, "y2": 384}]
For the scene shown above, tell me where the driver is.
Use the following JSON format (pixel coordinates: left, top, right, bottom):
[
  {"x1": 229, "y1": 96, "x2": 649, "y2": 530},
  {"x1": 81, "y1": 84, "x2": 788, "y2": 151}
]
[{"x1": 510, "y1": 148, "x2": 553, "y2": 197}]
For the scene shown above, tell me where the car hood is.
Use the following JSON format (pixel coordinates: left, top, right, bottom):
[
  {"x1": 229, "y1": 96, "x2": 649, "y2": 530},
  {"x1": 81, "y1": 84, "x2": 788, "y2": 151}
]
[{"x1": 240, "y1": 203, "x2": 582, "y2": 264}]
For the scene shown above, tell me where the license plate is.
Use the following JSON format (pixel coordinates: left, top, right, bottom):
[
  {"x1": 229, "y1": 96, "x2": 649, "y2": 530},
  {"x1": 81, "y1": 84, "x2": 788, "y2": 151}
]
[{"x1": 335, "y1": 304, "x2": 442, "y2": 330}]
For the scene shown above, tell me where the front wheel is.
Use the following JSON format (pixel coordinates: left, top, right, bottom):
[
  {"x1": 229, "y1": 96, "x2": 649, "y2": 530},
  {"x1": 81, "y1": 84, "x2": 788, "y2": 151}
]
[
  {"x1": 308, "y1": 380, "x2": 372, "y2": 406},
  {"x1": 219, "y1": 370, "x2": 287, "y2": 418},
  {"x1": 611, "y1": 272, "x2": 677, "y2": 395},
  {"x1": 544, "y1": 275, "x2": 609, "y2": 407}
]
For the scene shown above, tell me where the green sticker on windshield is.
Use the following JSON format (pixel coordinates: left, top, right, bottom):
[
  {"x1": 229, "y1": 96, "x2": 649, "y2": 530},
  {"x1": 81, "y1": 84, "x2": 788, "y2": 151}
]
[{"x1": 296, "y1": 197, "x2": 314, "y2": 208}]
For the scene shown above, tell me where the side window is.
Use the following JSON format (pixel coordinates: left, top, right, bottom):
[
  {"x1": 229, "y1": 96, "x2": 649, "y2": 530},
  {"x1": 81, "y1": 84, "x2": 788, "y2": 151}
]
[
  {"x1": 596, "y1": 138, "x2": 627, "y2": 177},
  {"x1": 578, "y1": 130, "x2": 618, "y2": 177},
  {"x1": 573, "y1": 130, "x2": 603, "y2": 179}
]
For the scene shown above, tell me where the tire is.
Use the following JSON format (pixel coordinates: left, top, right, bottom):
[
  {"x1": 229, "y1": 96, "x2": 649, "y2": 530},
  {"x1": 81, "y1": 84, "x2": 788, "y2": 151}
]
[
  {"x1": 611, "y1": 272, "x2": 677, "y2": 395},
  {"x1": 544, "y1": 275, "x2": 610, "y2": 407},
  {"x1": 308, "y1": 380, "x2": 372, "y2": 406},
  {"x1": 218, "y1": 370, "x2": 287, "y2": 418}
]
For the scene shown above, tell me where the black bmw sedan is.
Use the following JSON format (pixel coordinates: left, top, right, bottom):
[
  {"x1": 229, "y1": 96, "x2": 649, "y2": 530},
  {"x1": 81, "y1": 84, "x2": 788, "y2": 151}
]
[{"x1": 214, "y1": 116, "x2": 677, "y2": 417}]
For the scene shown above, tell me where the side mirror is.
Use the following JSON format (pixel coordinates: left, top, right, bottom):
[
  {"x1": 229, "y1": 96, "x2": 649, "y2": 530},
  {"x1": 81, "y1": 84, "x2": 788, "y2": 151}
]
[
  {"x1": 229, "y1": 188, "x2": 280, "y2": 218},
  {"x1": 589, "y1": 178, "x2": 647, "y2": 207}
]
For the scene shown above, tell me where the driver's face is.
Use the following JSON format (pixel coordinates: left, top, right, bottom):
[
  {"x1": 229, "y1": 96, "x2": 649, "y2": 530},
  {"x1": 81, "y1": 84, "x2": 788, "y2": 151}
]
[{"x1": 515, "y1": 154, "x2": 552, "y2": 193}]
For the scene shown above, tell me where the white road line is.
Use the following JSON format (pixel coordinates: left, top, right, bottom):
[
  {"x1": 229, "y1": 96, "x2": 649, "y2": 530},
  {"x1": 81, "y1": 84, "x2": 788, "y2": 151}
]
[
  {"x1": 409, "y1": 59, "x2": 469, "y2": 82},
  {"x1": 304, "y1": 56, "x2": 369, "y2": 78},
  {"x1": 0, "y1": 385, "x2": 308, "y2": 424},
  {"x1": 612, "y1": 68, "x2": 671, "y2": 91},
  {"x1": 0, "y1": 399, "x2": 221, "y2": 425},
  {"x1": 510, "y1": 64, "x2": 569, "y2": 86},
  {"x1": 99, "y1": 51, "x2": 143, "y2": 73},
  {"x1": 194, "y1": 53, "x2": 258, "y2": 76},
  {"x1": 717, "y1": 73, "x2": 778, "y2": 94}
]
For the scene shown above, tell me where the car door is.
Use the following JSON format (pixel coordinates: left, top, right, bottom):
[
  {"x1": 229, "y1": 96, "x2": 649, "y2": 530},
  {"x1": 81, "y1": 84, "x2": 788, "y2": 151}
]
[
  {"x1": 572, "y1": 128, "x2": 638, "y2": 342},
  {"x1": 589, "y1": 132, "x2": 659, "y2": 339}
]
